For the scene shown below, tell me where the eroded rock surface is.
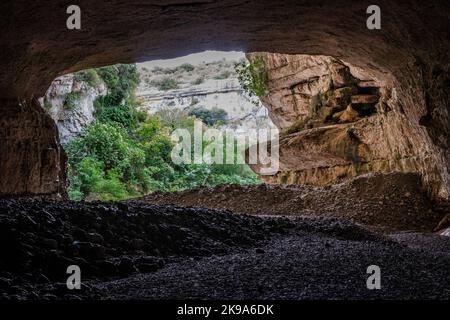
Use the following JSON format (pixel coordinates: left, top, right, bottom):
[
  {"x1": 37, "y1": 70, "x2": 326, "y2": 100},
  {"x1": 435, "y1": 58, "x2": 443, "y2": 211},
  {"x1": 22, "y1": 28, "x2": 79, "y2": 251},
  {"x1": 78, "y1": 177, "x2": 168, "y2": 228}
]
[
  {"x1": 247, "y1": 53, "x2": 449, "y2": 199},
  {"x1": 40, "y1": 74, "x2": 107, "y2": 144},
  {"x1": 0, "y1": 99, "x2": 67, "y2": 198}
]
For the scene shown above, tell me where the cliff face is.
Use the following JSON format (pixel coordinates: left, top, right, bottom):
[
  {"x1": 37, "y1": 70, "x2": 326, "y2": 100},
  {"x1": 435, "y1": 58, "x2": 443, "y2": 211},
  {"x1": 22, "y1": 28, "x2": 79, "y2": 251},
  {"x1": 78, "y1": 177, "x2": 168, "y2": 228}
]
[
  {"x1": 249, "y1": 53, "x2": 449, "y2": 199},
  {"x1": 40, "y1": 74, "x2": 107, "y2": 144},
  {"x1": 137, "y1": 61, "x2": 274, "y2": 132}
]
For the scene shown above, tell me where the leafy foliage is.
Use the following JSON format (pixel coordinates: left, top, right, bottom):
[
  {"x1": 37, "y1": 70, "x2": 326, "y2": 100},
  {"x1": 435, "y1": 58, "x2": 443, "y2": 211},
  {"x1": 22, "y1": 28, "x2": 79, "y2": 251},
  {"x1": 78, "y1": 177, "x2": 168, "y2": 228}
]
[
  {"x1": 73, "y1": 69, "x2": 102, "y2": 88},
  {"x1": 63, "y1": 92, "x2": 81, "y2": 110},
  {"x1": 150, "y1": 77, "x2": 179, "y2": 91},
  {"x1": 178, "y1": 63, "x2": 195, "y2": 72},
  {"x1": 96, "y1": 64, "x2": 140, "y2": 100},
  {"x1": 188, "y1": 107, "x2": 229, "y2": 126},
  {"x1": 66, "y1": 64, "x2": 259, "y2": 201},
  {"x1": 43, "y1": 97, "x2": 52, "y2": 110},
  {"x1": 234, "y1": 57, "x2": 268, "y2": 105},
  {"x1": 93, "y1": 64, "x2": 143, "y2": 130}
]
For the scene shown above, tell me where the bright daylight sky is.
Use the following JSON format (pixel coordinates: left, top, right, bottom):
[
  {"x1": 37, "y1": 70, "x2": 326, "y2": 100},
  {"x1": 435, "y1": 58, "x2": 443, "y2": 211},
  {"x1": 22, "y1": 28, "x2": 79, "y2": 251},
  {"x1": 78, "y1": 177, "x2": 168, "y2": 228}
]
[{"x1": 138, "y1": 51, "x2": 245, "y2": 68}]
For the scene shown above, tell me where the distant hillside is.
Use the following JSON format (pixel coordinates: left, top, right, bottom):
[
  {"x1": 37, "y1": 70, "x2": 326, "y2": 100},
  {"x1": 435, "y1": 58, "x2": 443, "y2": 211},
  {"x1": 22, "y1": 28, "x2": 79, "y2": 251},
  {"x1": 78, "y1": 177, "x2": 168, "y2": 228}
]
[{"x1": 136, "y1": 60, "x2": 275, "y2": 132}]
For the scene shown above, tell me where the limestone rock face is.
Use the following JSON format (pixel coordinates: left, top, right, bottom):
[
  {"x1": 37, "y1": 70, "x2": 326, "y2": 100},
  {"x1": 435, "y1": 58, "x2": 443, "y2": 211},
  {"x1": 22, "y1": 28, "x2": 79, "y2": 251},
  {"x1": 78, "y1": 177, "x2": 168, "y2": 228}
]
[
  {"x1": 136, "y1": 61, "x2": 275, "y2": 133},
  {"x1": 252, "y1": 54, "x2": 361, "y2": 129},
  {"x1": 248, "y1": 53, "x2": 449, "y2": 199},
  {"x1": 40, "y1": 74, "x2": 107, "y2": 144}
]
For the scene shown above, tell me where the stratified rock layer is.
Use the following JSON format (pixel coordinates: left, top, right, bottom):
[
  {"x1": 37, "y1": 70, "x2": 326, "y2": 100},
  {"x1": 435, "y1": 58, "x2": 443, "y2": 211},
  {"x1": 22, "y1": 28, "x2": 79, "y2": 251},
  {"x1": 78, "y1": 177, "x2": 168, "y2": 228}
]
[
  {"x1": 0, "y1": 0, "x2": 448, "y2": 198},
  {"x1": 247, "y1": 53, "x2": 449, "y2": 199}
]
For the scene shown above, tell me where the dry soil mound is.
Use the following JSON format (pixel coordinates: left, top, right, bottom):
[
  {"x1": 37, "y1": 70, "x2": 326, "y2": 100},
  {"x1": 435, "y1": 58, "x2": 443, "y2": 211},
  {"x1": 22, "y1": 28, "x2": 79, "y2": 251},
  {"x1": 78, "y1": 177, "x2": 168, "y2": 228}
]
[{"x1": 139, "y1": 172, "x2": 445, "y2": 232}]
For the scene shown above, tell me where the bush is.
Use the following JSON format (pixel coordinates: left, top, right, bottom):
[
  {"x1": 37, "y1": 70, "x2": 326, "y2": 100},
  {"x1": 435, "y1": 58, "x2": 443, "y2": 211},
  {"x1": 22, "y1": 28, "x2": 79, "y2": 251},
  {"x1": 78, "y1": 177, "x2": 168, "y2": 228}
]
[
  {"x1": 43, "y1": 97, "x2": 52, "y2": 110},
  {"x1": 154, "y1": 108, "x2": 195, "y2": 131},
  {"x1": 67, "y1": 156, "x2": 105, "y2": 201},
  {"x1": 94, "y1": 97, "x2": 139, "y2": 130},
  {"x1": 63, "y1": 92, "x2": 81, "y2": 110},
  {"x1": 96, "y1": 64, "x2": 140, "y2": 99},
  {"x1": 178, "y1": 63, "x2": 195, "y2": 72},
  {"x1": 188, "y1": 107, "x2": 229, "y2": 126},
  {"x1": 150, "y1": 77, "x2": 179, "y2": 91},
  {"x1": 151, "y1": 66, "x2": 164, "y2": 73},
  {"x1": 234, "y1": 56, "x2": 268, "y2": 104},
  {"x1": 93, "y1": 171, "x2": 130, "y2": 202},
  {"x1": 74, "y1": 69, "x2": 102, "y2": 88},
  {"x1": 93, "y1": 64, "x2": 142, "y2": 130},
  {"x1": 191, "y1": 76, "x2": 204, "y2": 85},
  {"x1": 66, "y1": 122, "x2": 150, "y2": 200}
]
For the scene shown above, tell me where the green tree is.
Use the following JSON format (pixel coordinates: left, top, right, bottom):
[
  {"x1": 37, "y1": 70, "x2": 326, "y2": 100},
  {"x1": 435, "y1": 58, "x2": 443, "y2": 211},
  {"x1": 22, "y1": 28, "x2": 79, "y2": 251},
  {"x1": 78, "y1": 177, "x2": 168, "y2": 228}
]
[{"x1": 66, "y1": 63, "x2": 260, "y2": 201}]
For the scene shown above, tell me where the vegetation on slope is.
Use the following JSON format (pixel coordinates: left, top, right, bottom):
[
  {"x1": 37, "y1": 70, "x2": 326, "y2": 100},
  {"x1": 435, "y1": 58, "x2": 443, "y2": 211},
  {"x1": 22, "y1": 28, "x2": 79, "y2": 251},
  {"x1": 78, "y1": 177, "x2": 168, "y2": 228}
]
[{"x1": 66, "y1": 64, "x2": 259, "y2": 201}]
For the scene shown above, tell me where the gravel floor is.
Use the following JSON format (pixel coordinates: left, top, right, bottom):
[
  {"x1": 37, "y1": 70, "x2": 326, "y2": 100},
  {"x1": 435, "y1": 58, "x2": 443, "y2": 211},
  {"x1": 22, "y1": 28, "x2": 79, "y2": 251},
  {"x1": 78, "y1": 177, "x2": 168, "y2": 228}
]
[
  {"x1": 95, "y1": 229, "x2": 450, "y2": 300},
  {"x1": 1, "y1": 197, "x2": 449, "y2": 300}
]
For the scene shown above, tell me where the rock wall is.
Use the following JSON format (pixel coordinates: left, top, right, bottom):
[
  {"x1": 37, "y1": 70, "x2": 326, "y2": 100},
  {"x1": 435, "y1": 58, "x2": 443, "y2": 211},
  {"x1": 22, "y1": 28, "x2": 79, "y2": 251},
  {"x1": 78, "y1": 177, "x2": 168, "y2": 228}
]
[
  {"x1": 0, "y1": 99, "x2": 67, "y2": 198},
  {"x1": 136, "y1": 60, "x2": 275, "y2": 132},
  {"x1": 248, "y1": 53, "x2": 449, "y2": 199},
  {"x1": 138, "y1": 78, "x2": 274, "y2": 132},
  {"x1": 40, "y1": 74, "x2": 107, "y2": 144}
]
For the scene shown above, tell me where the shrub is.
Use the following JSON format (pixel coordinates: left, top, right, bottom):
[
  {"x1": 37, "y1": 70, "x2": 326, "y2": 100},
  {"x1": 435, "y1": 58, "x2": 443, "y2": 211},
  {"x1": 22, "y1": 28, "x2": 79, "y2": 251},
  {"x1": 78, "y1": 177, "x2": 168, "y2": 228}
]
[
  {"x1": 150, "y1": 77, "x2": 179, "y2": 91},
  {"x1": 150, "y1": 66, "x2": 164, "y2": 74},
  {"x1": 43, "y1": 97, "x2": 52, "y2": 110},
  {"x1": 190, "y1": 97, "x2": 199, "y2": 106},
  {"x1": 154, "y1": 108, "x2": 195, "y2": 131},
  {"x1": 93, "y1": 170, "x2": 130, "y2": 202},
  {"x1": 191, "y1": 76, "x2": 204, "y2": 85},
  {"x1": 67, "y1": 156, "x2": 105, "y2": 201},
  {"x1": 66, "y1": 122, "x2": 150, "y2": 200},
  {"x1": 188, "y1": 107, "x2": 229, "y2": 126},
  {"x1": 94, "y1": 97, "x2": 139, "y2": 130},
  {"x1": 74, "y1": 69, "x2": 102, "y2": 88},
  {"x1": 96, "y1": 64, "x2": 140, "y2": 99},
  {"x1": 234, "y1": 56, "x2": 268, "y2": 104},
  {"x1": 63, "y1": 92, "x2": 81, "y2": 110},
  {"x1": 178, "y1": 63, "x2": 195, "y2": 72},
  {"x1": 93, "y1": 64, "x2": 142, "y2": 130},
  {"x1": 163, "y1": 68, "x2": 176, "y2": 74}
]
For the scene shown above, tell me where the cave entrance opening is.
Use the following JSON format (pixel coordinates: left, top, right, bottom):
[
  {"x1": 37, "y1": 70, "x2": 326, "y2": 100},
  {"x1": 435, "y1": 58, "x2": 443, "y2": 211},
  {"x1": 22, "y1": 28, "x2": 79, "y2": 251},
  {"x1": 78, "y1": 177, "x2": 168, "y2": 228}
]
[
  {"x1": 39, "y1": 50, "x2": 393, "y2": 204},
  {"x1": 41, "y1": 50, "x2": 278, "y2": 202}
]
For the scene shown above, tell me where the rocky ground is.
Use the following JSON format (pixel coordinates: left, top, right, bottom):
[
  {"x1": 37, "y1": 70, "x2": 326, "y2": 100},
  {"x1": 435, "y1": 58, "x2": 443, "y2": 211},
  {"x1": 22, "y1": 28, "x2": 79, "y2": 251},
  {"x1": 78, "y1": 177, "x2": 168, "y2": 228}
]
[
  {"x1": 0, "y1": 199, "x2": 297, "y2": 299},
  {"x1": 96, "y1": 232, "x2": 450, "y2": 300},
  {"x1": 140, "y1": 172, "x2": 448, "y2": 232},
  {"x1": 0, "y1": 172, "x2": 449, "y2": 300}
]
